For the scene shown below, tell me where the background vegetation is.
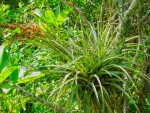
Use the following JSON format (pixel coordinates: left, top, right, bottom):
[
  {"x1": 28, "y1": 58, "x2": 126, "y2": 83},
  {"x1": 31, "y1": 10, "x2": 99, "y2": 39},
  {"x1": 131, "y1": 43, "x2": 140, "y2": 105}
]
[{"x1": 0, "y1": 0, "x2": 150, "y2": 113}]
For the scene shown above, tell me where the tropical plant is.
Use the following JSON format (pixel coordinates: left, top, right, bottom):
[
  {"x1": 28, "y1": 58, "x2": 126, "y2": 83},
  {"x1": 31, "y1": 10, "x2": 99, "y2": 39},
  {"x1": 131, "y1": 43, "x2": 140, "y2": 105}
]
[
  {"x1": 0, "y1": 0, "x2": 150, "y2": 112},
  {"x1": 32, "y1": 0, "x2": 150, "y2": 112}
]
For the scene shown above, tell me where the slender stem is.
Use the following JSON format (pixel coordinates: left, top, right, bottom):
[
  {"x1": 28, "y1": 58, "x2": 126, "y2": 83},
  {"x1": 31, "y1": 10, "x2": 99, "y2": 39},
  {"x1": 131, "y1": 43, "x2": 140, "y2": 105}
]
[{"x1": 7, "y1": 82, "x2": 65, "y2": 113}]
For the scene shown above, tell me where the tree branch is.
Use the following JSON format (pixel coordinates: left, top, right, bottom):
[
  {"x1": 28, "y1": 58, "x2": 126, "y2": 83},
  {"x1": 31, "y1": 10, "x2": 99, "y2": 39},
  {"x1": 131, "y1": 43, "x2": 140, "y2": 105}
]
[
  {"x1": 115, "y1": 0, "x2": 140, "y2": 53},
  {"x1": 10, "y1": 83, "x2": 65, "y2": 113}
]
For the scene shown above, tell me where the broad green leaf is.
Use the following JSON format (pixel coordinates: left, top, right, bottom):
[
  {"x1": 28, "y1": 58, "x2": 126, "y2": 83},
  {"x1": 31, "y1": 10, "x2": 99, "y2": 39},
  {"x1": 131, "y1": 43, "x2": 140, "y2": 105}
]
[
  {"x1": 55, "y1": 5, "x2": 60, "y2": 17},
  {"x1": 19, "y1": 2, "x2": 24, "y2": 8},
  {"x1": 0, "y1": 45, "x2": 9, "y2": 73},
  {"x1": 2, "y1": 82, "x2": 12, "y2": 93},
  {"x1": 57, "y1": 7, "x2": 72, "y2": 25},
  {"x1": 0, "y1": 66, "x2": 18, "y2": 84},
  {"x1": 18, "y1": 72, "x2": 45, "y2": 84},
  {"x1": 14, "y1": 28, "x2": 21, "y2": 34},
  {"x1": 2, "y1": 83, "x2": 12, "y2": 89},
  {"x1": 10, "y1": 68, "x2": 20, "y2": 82},
  {"x1": 45, "y1": 9, "x2": 56, "y2": 24},
  {"x1": 3, "y1": 5, "x2": 9, "y2": 11}
]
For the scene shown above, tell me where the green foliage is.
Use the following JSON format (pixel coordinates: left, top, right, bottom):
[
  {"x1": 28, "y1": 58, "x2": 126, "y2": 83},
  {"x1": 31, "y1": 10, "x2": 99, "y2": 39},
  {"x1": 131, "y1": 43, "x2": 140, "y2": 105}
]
[
  {"x1": 0, "y1": 0, "x2": 150, "y2": 113},
  {"x1": 18, "y1": 72, "x2": 45, "y2": 84},
  {"x1": 34, "y1": 6, "x2": 72, "y2": 27},
  {"x1": 0, "y1": 44, "x2": 47, "y2": 112},
  {"x1": 0, "y1": 66, "x2": 18, "y2": 84},
  {"x1": 0, "y1": 4, "x2": 10, "y2": 23},
  {"x1": 0, "y1": 45, "x2": 9, "y2": 73},
  {"x1": 0, "y1": 44, "x2": 46, "y2": 84},
  {"x1": 33, "y1": 7, "x2": 147, "y2": 112}
]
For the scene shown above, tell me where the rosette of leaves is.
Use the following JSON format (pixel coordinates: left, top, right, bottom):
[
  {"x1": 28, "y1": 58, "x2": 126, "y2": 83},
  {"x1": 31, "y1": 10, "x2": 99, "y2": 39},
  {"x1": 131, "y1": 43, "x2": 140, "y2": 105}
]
[{"x1": 34, "y1": 5, "x2": 150, "y2": 113}]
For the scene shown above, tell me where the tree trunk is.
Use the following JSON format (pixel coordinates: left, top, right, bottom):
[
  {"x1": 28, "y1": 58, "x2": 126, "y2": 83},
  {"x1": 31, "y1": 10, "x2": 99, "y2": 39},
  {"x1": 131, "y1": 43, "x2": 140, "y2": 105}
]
[{"x1": 114, "y1": 0, "x2": 140, "y2": 54}]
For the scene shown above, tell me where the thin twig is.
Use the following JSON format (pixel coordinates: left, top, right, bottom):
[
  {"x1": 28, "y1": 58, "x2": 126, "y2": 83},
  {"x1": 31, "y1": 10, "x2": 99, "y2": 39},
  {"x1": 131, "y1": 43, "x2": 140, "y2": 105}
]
[
  {"x1": 4, "y1": 80, "x2": 65, "y2": 113},
  {"x1": 14, "y1": 85, "x2": 65, "y2": 112}
]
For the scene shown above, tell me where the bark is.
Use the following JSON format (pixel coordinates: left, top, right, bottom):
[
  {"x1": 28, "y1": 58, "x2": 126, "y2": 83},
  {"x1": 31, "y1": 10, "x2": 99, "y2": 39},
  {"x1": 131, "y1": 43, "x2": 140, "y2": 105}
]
[{"x1": 114, "y1": 0, "x2": 140, "y2": 53}]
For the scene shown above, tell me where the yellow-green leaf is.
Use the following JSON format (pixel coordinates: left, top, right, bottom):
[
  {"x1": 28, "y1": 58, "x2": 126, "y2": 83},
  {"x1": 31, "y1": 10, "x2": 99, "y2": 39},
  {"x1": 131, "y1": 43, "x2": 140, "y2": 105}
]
[
  {"x1": 18, "y1": 72, "x2": 45, "y2": 84},
  {"x1": 0, "y1": 66, "x2": 18, "y2": 84},
  {"x1": 57, "y1": 7, "x2": 72, "y2": 25},
  {"x1": 0, "y1": 45, "x2": 9, "y2": 73},
  {"x1": 45, "y1": 9, "x2": 56, "y2": 24}
]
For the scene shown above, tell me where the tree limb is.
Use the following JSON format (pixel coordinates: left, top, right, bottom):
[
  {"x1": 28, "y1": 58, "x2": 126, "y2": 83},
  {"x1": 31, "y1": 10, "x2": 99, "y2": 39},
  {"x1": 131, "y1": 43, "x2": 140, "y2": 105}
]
[
  {"x1": 115, "y1": 0, "x2": 140, "y2": 53},
  {"x1": 10, "y1": 83, "x2": 65, "y2": 113}
]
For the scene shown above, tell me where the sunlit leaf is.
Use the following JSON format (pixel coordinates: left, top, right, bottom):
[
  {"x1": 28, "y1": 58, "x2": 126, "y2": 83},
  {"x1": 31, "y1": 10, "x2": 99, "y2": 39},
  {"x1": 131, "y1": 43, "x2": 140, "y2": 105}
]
[
  {"x1": 57, "y1": 7, "x2": 72, "y2": 25},
  {"x1": 0, "y1": 45, "x2": 9, "y2": 73},
  {"x1": 2, "y1": 82, "x2": 12, "y2": 89},
  {"x1": 10, "y1": 68, "x2": 20, "y2": 82},
  {"x1": 45, "y1": 9, "x2": 56, "y2": 24},
  {"x1": 3, "y1": 5, "x2": 9, "y2": 11},
  {"x1": 18, "y1": 72, "x2": 45, "y2": 83},
  {"x1": 0, "y1": 66, "x2": 18, "y2": 84},
  {"x1": 55, "y1": 5, "x2": 60, "y2": 17},
  {"x1": 14, "y1": 28, "x2": 21, "y2": 34},
  {"x1": 2, "y1": 82, "x2": 12, "y2": 93}
]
